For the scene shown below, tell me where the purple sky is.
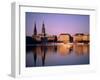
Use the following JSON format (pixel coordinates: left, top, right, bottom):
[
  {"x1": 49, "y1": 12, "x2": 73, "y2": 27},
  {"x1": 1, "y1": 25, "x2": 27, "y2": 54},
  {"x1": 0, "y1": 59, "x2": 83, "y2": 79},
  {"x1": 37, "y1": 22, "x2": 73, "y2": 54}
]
[{"x1": 26, "y1": 12, "x2": 89, "y2": 36}]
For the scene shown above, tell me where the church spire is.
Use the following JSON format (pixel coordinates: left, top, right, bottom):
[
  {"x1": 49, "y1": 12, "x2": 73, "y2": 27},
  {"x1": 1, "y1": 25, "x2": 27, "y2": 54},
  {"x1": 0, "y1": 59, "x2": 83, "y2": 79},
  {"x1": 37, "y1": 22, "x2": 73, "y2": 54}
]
[
  {"x1": 42, "y1": 21, "x2": 46, "y2": 36},
  {"x1": 33, "y1": 21, "x2": 37, "y2": 35}
]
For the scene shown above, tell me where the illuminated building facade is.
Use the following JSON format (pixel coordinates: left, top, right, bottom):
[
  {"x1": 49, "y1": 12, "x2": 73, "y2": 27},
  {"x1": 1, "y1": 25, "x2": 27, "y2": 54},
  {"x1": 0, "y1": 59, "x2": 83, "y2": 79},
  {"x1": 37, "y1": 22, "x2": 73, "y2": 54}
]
[
  {"x1": 58, "y1": 33, "x2": 71, "y2": 43},
  {"x1": 73, "y1": 33, "x2": 89, "y2": 43}
]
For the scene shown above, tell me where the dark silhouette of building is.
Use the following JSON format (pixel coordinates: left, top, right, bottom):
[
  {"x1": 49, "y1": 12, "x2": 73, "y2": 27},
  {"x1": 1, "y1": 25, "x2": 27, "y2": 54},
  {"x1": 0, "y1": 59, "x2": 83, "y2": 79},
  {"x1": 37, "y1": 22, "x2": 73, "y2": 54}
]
[
  {"x1": 33, "y1": 22, "x2": 37, "y2": 35},
  {"x1": 42, "y1": 21, "x2": 46, "y2": 36},
  {"x1": 31, "y1": 21, "x2": 58, "y2": 43}
]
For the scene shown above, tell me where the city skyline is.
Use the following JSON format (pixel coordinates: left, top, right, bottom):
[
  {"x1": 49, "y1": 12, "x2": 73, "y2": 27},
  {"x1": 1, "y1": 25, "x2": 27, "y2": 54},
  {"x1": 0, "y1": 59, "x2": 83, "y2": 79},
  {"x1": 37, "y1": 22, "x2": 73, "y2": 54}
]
[
  {"x1": 26, "y1": 12, "x2": 89, "y2": 36},
  {"x1": 26, "y1": 12, "x2": 90, "y2": 67}
]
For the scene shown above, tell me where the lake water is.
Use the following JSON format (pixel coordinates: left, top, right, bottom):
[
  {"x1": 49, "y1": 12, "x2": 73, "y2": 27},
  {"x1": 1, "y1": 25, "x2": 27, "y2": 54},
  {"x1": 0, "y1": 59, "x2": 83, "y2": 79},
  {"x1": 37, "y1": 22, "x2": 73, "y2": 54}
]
[{"x1": 26, "y1": 43, "x2": 89, "y2": 67}]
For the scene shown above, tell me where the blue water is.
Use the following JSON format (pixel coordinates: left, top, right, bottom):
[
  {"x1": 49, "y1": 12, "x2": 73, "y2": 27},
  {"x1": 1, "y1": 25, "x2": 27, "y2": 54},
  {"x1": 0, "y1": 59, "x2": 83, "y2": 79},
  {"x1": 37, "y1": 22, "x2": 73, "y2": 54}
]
[{"x1": 26, "y1": 44, "x2": 89, "y2": 67}]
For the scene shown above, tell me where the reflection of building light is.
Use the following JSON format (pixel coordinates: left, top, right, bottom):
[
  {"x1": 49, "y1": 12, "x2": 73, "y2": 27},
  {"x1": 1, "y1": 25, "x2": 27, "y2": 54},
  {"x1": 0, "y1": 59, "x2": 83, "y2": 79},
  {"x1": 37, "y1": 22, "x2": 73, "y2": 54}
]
[
  {"x1": 73, "y1": 44, "x2": 89, "y2": 56},
  {"x1": 57, "y1": 44, "x2": 72, "y2": 56},
  {"x1": 74, "y1": 45, "x2": 83, "y2": 56},
  {"x1": 83, "y1": 44, "x2": 89, "y2": 54}
]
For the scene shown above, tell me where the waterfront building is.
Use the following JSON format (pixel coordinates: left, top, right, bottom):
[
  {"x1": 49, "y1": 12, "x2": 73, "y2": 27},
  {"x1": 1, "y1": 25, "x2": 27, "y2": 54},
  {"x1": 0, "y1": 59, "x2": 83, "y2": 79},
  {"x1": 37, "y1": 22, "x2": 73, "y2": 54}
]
[
  {"x1": 73, "y1": 33, "x2": 83, "y2": 43},
  {"x1": 73, "y1": 33, "x2": 89, "y2": 43},
  {"x1": 58, "y1": 33, "x2": 71, "y2": 43},
  {"x1": 32, "y1": 21, "x2": 57, "y2": 42},
  {"x1": 82, "y1": 34, "x2": 89, "y2": 42}
]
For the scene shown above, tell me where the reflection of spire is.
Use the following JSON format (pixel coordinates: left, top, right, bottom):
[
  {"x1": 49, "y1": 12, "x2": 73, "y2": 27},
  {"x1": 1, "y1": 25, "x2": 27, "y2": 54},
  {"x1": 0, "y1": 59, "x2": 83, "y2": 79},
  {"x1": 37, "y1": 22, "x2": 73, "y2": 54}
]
[
  {"x1": 33, "y1": 47, "x2": 37, "y2": 66},
  {"x1": 41, "y1": 46, "x2": 47, "y2": 66},
  {"x1": 33, "y1": 21, "x2": 37, "y2": 35},
  {"x1": 42, "y1": 21, "x2": 46, "y2": 36}
]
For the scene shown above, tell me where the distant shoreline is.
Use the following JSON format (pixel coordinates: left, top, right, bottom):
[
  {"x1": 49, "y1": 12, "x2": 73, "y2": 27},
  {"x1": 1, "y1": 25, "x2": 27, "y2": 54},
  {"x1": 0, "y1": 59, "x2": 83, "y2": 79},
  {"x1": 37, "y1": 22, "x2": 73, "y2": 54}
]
[{"x1": 26, "y1": 42, "x2": 89, "y2": 47}]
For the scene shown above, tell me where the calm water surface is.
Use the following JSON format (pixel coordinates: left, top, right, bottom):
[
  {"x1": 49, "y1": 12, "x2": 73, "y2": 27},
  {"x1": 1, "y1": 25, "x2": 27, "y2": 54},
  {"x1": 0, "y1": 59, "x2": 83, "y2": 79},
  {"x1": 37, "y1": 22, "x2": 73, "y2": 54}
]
[{"x1": 26, "y1": 43, "x2": 89, "y2": 67}]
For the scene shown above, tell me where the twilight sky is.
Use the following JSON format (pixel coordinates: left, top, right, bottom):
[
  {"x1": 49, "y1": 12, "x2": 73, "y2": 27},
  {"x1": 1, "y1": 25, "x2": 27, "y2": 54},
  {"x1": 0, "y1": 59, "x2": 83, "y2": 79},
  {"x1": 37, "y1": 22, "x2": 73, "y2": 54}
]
[{"x1": 26, "y1": 12, "x2": 89, "y2": 36}]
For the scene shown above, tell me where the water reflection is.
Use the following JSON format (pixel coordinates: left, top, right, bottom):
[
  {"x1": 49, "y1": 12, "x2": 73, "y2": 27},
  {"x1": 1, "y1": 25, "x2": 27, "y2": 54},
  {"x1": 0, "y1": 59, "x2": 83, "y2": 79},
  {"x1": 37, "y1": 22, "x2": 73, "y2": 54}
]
[
  {"x1": 26, "y1": 43, "x2": 89, "y2": 67},
  {"x1": 73, "y1": 44, "x2": 89, "y2": 56},
  {"x1": 57, "y1": 44, "x2": 72, "y2": 56}
]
